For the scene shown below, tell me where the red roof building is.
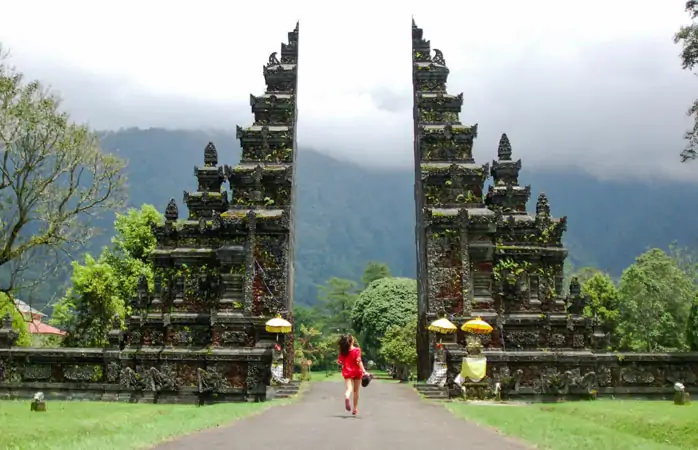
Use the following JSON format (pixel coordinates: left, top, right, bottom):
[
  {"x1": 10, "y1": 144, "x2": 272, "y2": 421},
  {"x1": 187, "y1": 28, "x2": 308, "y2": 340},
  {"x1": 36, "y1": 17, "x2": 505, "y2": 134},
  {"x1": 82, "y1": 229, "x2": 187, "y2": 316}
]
[{"x1": 14, "y1": 299, "x2": 66, "y2": 337}]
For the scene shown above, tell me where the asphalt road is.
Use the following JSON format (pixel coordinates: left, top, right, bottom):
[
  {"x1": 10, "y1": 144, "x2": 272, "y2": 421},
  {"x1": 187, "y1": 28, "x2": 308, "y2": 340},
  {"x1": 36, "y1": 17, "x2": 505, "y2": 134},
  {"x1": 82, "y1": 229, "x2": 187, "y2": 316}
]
[{"x1": 153, "y1": 380, "x2": 529, "y2": 450}]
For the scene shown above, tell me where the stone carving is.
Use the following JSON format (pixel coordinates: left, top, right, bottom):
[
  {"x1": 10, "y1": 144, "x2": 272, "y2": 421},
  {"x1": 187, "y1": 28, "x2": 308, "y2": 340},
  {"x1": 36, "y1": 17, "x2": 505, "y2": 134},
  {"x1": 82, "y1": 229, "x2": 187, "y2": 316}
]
[
  {"x1": 246, "y1": 363, "x2": 264, "y2": 391},
  {"x1": 23, "y1": 364, "x2": 52, "y2": 381},
  {"x1": 63, "y1": 364, "x2": 101, "y2": 382},
  {"x1": 220, "y1": 331, "x2": 251, "y2": 346},
  {"x1": 106, "y1": 361, "x2": 121, "y2": 383},
  {"x1": 197, "y1": 367, "x2": 231, "y2": 393},
  {"x1": 165, "y1": 198, "x2": 178, "y2": 221},
  {"x1": 505, "y1": 331, "x2": 540, "y2": 349},
  {"x1": 120, "y1": 367, "x2": 146, "y2": 391},
  {"x1": 147, "y1": 365, "x2": 178, "y2": 392},
  {"x1": 666, "y1": 367, "x2": 698, "y2": 385},
  {"x1": 621, "y1": 368, "x2": 656, "y2": 385}
]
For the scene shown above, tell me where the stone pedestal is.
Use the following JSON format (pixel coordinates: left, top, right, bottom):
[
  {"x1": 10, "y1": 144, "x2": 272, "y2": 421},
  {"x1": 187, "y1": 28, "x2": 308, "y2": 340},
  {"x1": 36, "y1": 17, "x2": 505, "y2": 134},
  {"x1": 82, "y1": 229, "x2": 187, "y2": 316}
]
[{"x1": 674, "y1": 391, "x2": 691, "y2": 405}]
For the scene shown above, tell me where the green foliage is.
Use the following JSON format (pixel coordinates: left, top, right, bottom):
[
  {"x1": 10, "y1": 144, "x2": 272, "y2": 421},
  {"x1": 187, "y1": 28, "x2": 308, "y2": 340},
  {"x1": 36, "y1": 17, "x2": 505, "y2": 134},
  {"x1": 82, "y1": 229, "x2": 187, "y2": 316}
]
[
  {"x1": 361, "y1": 261, "x2": 391, "y2": 290},
  {"x1": 687, "y1": 295, "x2": 698, "y2": 350},
  {"x1": 581, "y1": 272, "x2": 620, "y2": 349},
  {"x1": 379, "y1": 318, "x2": 417, "y2": 378},
  {"x1": 572, "y1": 266, "x2": 606, "y2": 287},
  {"x1": 0, "y1": 293, "x2": 30, "y2": 346},
  {"x1": 101, "y1": 204, "x2": 162, "y2": 300},
  {"x1": 617, "y1": 248, "x2": 694, "y2": 352},
  {"x1": 351, "y1": 277, "x2": 418, "y2": 361},
  {"x1": 52, "y1": 254, "x2": 125, "y2": 347},
  {"x1": 316, "y1": 277, "x2": 358, "y2": 333},
  {"x1": 51, "y1": 205, "x2": 161, "y2": 347}
]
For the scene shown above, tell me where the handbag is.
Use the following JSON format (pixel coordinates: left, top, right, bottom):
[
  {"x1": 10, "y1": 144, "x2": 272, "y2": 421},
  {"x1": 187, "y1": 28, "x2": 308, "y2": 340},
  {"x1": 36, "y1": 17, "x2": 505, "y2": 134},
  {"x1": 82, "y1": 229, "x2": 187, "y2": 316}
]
[{"x1": 361, "y1": 372, "x2": 373, "y2": 387}]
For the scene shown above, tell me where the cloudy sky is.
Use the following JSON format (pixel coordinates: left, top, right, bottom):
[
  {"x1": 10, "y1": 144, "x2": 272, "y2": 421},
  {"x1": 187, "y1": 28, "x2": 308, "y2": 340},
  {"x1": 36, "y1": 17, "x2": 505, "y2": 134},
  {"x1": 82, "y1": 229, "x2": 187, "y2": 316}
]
[{"x1": 0, "y1": 0, "x2": 695, "y2": 180}]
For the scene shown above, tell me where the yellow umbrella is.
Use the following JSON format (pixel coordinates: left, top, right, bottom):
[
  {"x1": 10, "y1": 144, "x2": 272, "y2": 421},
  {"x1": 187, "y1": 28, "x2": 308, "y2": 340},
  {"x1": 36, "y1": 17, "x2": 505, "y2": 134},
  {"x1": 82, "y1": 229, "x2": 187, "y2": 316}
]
[
  {"x1": 461, "y1": 316, "x2": 493, "y2": 334},
  {"x1": 428, "y1": 317, "x2": 457, "y2": 334},
  {"x1": 265, "y1": 315, "x2": 292, "y2": 333}
]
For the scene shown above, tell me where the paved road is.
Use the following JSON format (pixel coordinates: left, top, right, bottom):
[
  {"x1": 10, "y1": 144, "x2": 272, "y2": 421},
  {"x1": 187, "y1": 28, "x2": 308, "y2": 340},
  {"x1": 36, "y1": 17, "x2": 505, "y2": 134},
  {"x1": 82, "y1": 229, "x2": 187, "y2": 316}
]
[{"x1": 154, "y1": 381, "x2": 529, "y2": 450}]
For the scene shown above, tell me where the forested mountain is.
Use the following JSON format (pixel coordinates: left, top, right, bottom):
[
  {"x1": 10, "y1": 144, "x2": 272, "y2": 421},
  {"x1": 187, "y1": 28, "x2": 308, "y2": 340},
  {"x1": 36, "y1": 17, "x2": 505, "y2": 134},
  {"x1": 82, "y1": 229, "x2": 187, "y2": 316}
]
[{"x1": 38, "y1": 127, "x2": 698, "y2": 308}]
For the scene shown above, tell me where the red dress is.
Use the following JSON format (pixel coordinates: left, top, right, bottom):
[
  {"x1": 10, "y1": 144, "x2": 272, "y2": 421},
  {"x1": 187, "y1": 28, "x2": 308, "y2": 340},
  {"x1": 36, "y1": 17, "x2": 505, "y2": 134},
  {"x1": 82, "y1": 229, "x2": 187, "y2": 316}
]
[{"x1": 338, "y1": 347, "x2": 363, "y2": 380}]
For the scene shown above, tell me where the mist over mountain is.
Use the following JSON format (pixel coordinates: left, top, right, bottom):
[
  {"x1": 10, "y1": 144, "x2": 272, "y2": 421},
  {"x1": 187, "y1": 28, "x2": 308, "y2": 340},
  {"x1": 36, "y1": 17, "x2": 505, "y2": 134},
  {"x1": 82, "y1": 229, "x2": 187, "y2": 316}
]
[{"x1": 81, "y1": 128, "x2": 698, "y2": 307}]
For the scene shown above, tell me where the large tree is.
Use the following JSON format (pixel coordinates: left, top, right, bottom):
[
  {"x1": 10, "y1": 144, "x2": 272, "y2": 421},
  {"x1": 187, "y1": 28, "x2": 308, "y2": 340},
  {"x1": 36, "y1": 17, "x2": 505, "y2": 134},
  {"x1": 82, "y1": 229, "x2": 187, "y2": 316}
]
[
  {"x1": 0, "y1": 46, "x2": 126, "y2": 299},
  {"x1": 361, "y1": 261, "x2": 391, "y2": 290},
  {"x1": 617, "y1": 248, "x2": 694, "y2": 352},
  {"x1": 675, "y1": 1, "x2": 698, "y2": 161},
  {"x1": 316, "y1": 277, "x2": 358, "y2": 333},
  {"x1": 52, "y1": 205, "x2": 161, "y2": 347},
  {"x1": 351, "y1": 277, "x2": 417, "y2": 362},
  {"x1": 380, "y1": 318, "x2": 418, "y2": 381},
  {"x1": 581, "y1": 272, "x2": 621, "y2": 349}
]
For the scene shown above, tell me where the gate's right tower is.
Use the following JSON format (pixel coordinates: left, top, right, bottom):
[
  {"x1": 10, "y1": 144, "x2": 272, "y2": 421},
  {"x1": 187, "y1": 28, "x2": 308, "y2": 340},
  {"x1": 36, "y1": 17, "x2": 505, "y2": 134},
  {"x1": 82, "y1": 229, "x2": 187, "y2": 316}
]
[
  {"x1": 412, "y1": 19, "x2": 590, "y2": 383},
  {"x1": 411, "y1": 19, "x2": 490, "y2": 380}
]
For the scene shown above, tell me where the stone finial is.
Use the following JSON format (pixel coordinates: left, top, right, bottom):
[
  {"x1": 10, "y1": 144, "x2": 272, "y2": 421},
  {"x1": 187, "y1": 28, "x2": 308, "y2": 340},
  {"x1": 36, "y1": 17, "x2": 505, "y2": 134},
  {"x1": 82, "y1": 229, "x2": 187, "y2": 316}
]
[
  {"x1": 111, "y1": 314, "x2": 121, "y2": 330},
  {"x1": 536, "y1": 193, "x2": 550, "y2": 217},
  {"x1": 569, "y1": 277, "x2": 581, "y2": 296},
  {"x1": 0, "y1": 312, "x2": 18, "y2": 347},
  {"x1": 497, "y1": 134, "x2": 512, "y2": 161},
  {"x1": 432, "y1": 49, "x2": 446, "y2": 66},
  {"x1": 204, "y1": 142, "x2": 218, "y2": 166},
  {"x1": 268, "y1": 52, "x2": 280, "y2": 66},
  {"x1": 165, "y1": 198, "x2": 178, "y2": 222},
  {"x1": 137, "y1": 275, "x2": 149, "y2": 296}
]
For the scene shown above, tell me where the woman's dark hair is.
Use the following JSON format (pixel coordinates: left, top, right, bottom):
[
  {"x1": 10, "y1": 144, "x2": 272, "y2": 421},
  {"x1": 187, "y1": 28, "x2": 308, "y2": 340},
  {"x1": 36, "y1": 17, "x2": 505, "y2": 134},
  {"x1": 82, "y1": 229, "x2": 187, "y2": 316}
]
[{"x1": 338, "y1": 334, "x2": 353, "y2": 357}]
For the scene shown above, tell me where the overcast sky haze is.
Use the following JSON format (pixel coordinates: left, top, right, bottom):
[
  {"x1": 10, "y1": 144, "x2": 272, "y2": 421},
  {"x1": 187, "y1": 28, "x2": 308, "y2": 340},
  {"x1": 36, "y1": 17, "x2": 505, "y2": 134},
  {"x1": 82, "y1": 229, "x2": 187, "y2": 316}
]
[{"x1": 0, "y1": 0, "x2": 695, "y2": 181}]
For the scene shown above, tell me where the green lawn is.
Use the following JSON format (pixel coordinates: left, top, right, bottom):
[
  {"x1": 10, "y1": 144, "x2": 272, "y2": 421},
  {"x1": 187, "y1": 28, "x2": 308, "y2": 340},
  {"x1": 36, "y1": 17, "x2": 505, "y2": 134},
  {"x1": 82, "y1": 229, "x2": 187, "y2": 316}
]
[
  {"x1": 448, "y1": 400, "x2": 698, "y2": 450},
  {"x1": 0, "y1": 399, "x2": 286, "y2": 450}
]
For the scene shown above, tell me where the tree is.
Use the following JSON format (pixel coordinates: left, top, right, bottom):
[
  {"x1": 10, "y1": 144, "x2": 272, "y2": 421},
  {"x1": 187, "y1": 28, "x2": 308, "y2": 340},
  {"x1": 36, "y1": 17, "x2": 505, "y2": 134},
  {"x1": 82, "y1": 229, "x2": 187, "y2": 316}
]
[
  {"x1": 687, "y1": 295, "x2": 698, "y2": 350},
  {"x1": 572, "y1": 266, "x2": 605, "y2": 287},
  {"x1": 51, "y1": 205, "x2": 161, "y2": 347},
  {"x1": 0, "y1": 46, "x2": 127, "y2": 298},
  {"x1": 52, "y1": 254, "x2": 125, "y2": 347},
  {"x1": 351, "y1": 277, "x2": 418, "y2": 362},
  {"x1": 316, "y1": 277, "x2": 358, "y2": 333},
  {"x1": 675, "y1": 1, "x2": 698, "y2": 161},
  {"x1": 617, "y1": 249, "x2": 694, "y2": 352},
  {"x1": 100, "y1": 205, "x2": 162, "y2": 303},
  {"x1": 581, "y1": 272, "x2": 621, "y2": 349},
  {"x1": 380, "y1": 318, "x2": 417, "y2": 381},
  {"x1": 361, "y1": 261, "x2": 391, "y2": 290}
]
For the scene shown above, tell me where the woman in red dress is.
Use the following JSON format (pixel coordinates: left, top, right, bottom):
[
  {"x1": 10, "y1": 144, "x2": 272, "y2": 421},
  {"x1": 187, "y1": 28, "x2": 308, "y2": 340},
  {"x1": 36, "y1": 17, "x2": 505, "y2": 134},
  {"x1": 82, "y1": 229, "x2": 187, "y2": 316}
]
[{"x1": 337, "y1": 334, "x2": 367, "y2": 415}]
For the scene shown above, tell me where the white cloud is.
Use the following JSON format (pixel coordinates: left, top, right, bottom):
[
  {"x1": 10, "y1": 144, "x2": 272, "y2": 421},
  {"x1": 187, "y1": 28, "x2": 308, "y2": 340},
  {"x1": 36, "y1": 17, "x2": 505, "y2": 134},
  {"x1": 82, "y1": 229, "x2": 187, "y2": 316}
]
[{"x1": 0, "y1": 0, "x2": 696, "y2": 180}]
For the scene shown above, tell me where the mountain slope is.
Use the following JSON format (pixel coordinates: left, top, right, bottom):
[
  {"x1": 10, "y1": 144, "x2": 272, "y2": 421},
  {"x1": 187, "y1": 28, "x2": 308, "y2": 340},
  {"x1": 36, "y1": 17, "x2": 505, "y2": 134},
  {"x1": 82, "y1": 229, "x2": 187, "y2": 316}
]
[{"x1": 66, "y1": 128, "x2": 698, "y2": 307}]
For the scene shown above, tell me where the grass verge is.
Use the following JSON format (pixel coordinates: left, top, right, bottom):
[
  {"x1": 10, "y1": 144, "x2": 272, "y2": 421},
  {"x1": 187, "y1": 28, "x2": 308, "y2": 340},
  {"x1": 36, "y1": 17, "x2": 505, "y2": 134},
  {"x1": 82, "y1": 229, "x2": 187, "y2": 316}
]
[
  {"x1": 1, "y1": 396, "x2": 296, "y2": 450},
  {"x1": 447, "y1": 400, "x2": 698, "y2": 450}
]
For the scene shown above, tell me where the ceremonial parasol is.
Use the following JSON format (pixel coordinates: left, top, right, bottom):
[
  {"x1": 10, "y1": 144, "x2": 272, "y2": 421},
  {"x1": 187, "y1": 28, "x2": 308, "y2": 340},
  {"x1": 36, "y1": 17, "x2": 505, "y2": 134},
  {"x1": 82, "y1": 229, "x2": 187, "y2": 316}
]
[
  {"x1": 461, "y1": 316, "x2": 493, "y2": 334},
  {"x1": 427, "y1": 317, "x2": 458, "y2": 334},
  {"x1": 265, "y1": 315, "x2": 292, "y2": 333}
]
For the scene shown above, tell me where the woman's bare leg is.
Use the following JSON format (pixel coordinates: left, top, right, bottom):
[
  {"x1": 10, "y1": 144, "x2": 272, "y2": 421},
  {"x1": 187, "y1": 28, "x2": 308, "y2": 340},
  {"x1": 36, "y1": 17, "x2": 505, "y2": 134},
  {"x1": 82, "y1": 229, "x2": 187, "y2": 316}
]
[
  {"x1": 352, "y1": 378, "x2": 361, "y2": 414},
  {"x1": 344, "y1": 378, "x2": 353, "y2": 411}
]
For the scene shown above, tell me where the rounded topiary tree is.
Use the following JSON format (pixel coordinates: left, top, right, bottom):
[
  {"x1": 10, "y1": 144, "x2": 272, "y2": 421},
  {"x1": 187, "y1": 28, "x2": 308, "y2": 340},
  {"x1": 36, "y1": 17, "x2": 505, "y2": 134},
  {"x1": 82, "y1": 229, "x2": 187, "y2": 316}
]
[{"x1": 350, "y1": 277, "x2": 417, "y2": 364}]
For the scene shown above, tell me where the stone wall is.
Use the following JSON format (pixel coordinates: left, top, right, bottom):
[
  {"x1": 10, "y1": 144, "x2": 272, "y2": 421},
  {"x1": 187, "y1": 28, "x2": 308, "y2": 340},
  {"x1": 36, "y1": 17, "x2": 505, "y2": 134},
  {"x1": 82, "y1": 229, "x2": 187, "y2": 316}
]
[
  {"x1": 0, "y1": 346, "x2": 271, "y2": 403},
  {"x1": 445, "y1": 347, "x2": 698, "y2": 400}
]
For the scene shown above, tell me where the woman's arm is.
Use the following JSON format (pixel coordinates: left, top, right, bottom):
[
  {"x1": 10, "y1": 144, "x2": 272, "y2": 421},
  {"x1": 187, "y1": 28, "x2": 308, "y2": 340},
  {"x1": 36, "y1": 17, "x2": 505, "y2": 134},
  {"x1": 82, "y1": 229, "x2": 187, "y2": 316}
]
[{"x1": 355, "y1": 349, "x2": 367, "y2": 374}]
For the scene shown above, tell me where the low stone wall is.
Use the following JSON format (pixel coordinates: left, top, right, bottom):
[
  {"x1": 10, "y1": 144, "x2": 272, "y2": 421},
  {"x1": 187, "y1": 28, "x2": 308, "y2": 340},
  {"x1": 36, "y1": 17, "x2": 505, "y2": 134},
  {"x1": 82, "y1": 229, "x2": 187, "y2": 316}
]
[
  {"x1": 445, "y1": 348, "x2": 698, "y2": 400},
  {"x1": 0, "y1": 347, "x2": 272, "y2": 404}
]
